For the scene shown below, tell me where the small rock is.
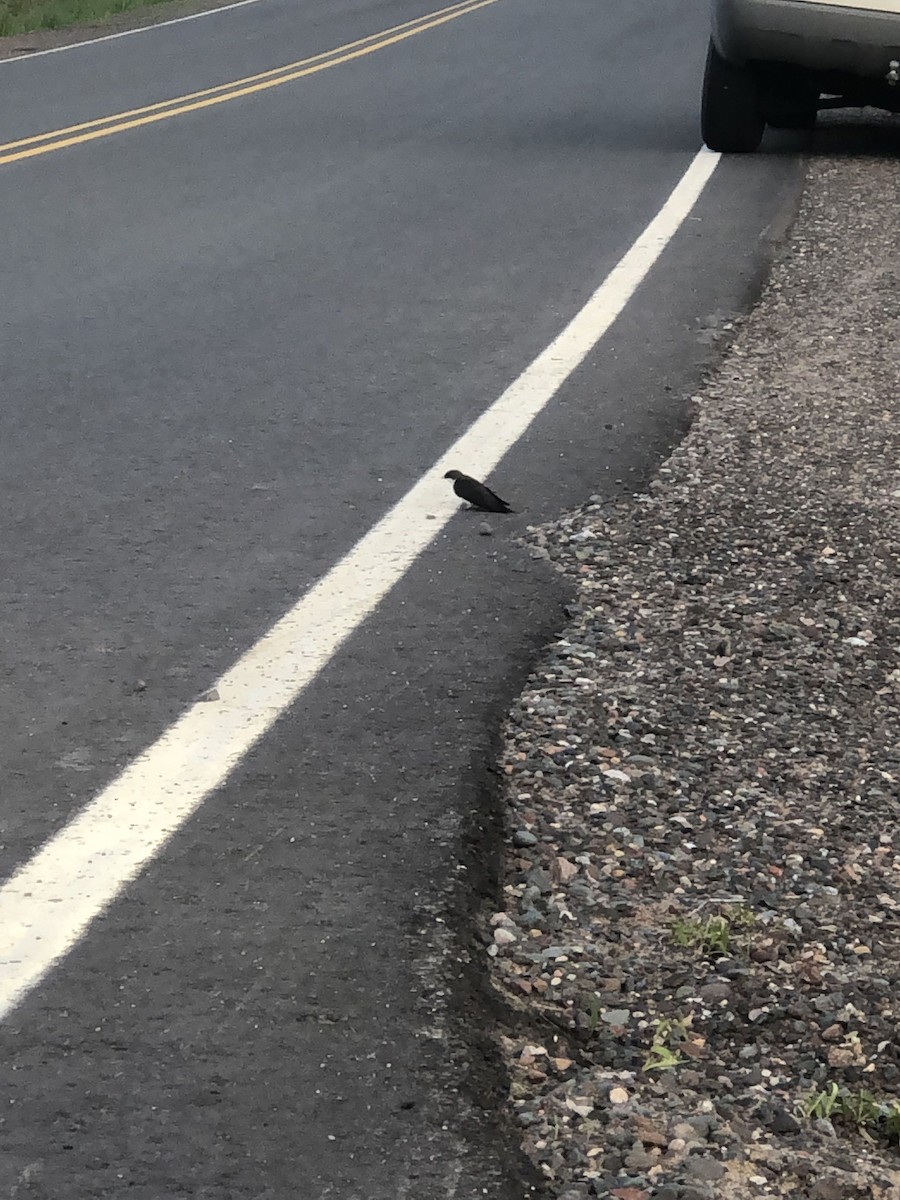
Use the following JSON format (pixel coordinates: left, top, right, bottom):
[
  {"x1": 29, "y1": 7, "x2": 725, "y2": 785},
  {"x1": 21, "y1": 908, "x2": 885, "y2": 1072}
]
[
  {"x1": 684, "y1": 1156, "x2": 726, "y2": 1182},
  {"x1": 554, "y1": 856, "x2": 579, "y2": 883},
  {"x1": 768, "y1": 1107, "x2": 801, "y2": 1135},
  {"x1": 809, "y1": 1181, "x2": 849, "y2": 1200},
  {"x1": 565, "y1": 1095, "x2": 594, "y2": 1118},
  {"x1": 513, "y1": 830, "x2": 538, "y2": 847},
  {"x1": 623, "y1": 1146, "x2": 656, "y2": 1171},
  {"x1": 827, "y1": 1045, "x2": 861, "y2": 1068},
  {"x1": 685, "y1": 1114, "x2": 717, "y2": 1137},
  {"x1": 521, "y1": 1044, "x2": 546, "y2": 1058},
  {"x1": 698, "y1": 982, "x2": 731, "y2": 1003},
  {"x1": 525, "y1": 868, "x2": 553, "y2": 893},
  {"x1": 671, "y1": 1123, "x2": 698, "y2": 1142},
  {"x1": 630, "y1": 1116, "x2": 669, "y2": 1148},
  {"x1": 542, "y1": 945, "x2": 569, "y2": 959}
]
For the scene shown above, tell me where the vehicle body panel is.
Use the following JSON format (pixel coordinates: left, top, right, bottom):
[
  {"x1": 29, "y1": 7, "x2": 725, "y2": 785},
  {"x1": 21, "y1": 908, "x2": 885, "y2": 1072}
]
[{"x1": 713, "y1": 0, "x2": 900, "y2": 75}]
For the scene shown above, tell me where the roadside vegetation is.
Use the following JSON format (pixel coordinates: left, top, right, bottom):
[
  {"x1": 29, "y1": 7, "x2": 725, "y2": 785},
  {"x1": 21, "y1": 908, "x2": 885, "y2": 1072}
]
[
  {"x1": 799, "y1": 1083, "x2": 900, "y2": 1144},
  {"x1": 0, "y1": 0, "x2": 169, "y2": 36},
  {"x1": 669, "y1": 905, "x2": 757, "y2": 957}
]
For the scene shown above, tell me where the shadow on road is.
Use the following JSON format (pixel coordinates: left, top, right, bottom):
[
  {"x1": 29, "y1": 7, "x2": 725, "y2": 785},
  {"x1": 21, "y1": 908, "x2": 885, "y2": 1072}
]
[{"x1": 763, "y1": 108, "x2": 900, "y2": 157}]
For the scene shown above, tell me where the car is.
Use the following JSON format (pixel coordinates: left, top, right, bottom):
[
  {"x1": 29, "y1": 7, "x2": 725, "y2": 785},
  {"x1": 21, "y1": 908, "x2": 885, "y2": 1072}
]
[{"x1": 701, "y1": 0, "x2": 900, "y2": 151}]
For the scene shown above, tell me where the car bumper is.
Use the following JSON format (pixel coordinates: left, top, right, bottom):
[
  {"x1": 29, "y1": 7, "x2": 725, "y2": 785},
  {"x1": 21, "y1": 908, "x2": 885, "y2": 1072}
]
[{"x1": 713, "y1": 0, "x2": 900, "y2": 76}]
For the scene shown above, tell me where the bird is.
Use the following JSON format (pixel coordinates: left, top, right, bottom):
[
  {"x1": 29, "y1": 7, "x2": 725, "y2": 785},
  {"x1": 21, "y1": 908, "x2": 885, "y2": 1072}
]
[{"x1": 443, "y1": 469, "x2": 514, "y2": 513}]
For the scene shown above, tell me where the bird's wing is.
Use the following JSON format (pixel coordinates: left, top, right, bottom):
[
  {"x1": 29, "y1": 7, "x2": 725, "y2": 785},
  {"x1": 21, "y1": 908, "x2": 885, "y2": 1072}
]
[
  {"x1": 467, "y1": 480, "x2": 500, "y2": 507},
  {"x1": 484, "y1": 486, "x2": 510, "y2": 507}
]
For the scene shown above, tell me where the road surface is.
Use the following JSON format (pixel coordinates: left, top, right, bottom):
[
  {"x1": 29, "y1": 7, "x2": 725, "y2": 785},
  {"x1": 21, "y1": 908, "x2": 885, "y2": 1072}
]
[{"x1": 0, "y1": 1, "x2": 802, "y2": 1195}]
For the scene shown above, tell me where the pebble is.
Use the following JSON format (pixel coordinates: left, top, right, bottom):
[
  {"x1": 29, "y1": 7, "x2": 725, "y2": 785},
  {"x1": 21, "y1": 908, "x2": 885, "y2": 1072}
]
[
  {"x1": 513, "y1": 829, "x2": 538, "y2": 847},
  {"x1": 684, "y1": 1158, "x2": 726, "y2": 1183}
]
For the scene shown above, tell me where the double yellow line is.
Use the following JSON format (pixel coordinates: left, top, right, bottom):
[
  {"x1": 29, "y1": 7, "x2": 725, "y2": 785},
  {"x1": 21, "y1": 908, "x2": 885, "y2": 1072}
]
[{"x1": 0, "y1": 0, "x2": 499, "y2": 167}]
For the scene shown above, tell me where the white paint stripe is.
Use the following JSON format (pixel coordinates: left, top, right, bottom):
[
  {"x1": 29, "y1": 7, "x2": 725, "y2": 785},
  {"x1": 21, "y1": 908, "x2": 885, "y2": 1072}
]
[
  {"x1": 0, "y1": 147, "x2": 720, "y2": 1021},
  {"x1": 0, "y1": 0, "x2": 269, "y2": 64}
]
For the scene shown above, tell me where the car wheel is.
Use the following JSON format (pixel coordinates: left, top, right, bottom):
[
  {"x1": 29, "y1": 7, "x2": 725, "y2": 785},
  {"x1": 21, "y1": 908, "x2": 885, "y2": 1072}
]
[{"x1": 701, "y1": 40, "x2": 765, "y2": 152}]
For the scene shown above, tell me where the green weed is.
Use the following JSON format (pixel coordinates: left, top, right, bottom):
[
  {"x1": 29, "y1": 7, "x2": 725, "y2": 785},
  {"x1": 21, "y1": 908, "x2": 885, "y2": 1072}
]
[
  {"x1": 642, "y1": 1015, "x2": 692, "y2": 1073},
  {"x1": 799, "y1": 1083, "x2": 900, "y2": 1143},
  {"x1": 670, "y1": 905, "x2": 756, "y2": 957}
]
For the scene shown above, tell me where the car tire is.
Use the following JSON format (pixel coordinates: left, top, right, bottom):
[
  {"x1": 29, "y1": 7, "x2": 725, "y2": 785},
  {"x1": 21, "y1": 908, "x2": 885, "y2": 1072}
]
[{"x1": 701, "y1": 40, "x2": 765, "y2": 152}]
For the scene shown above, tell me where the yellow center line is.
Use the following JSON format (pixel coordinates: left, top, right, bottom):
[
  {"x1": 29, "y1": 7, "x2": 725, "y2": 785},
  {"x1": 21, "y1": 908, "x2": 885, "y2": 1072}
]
[
  {"x1": 0, "y1": 0, "x2": 500, "y2": 166},
  {"x1": 2, "y1": 0, "x2": 478, "y2": 152}
]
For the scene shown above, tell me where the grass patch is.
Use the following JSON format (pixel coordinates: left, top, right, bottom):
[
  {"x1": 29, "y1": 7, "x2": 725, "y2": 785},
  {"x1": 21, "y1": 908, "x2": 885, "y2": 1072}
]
[
  {"x1": 799, "y1": 1083, "x2": 900, "y2": 1143},
  {"x1": 670, "y1": 905, "x2": 756, "y2": 957},
  {"x1": 0, "y1": 0, "x2": 171, "y2": 37},
  {"x1": 641, "y1": 1015, "x2": 693, "y2": 1073}
]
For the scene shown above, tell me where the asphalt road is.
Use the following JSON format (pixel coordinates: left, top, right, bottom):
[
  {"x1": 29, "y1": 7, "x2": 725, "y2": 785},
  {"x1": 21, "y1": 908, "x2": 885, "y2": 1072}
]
[{"x1": 0, "y1": 1, "x2": 802, "y2": 1196}]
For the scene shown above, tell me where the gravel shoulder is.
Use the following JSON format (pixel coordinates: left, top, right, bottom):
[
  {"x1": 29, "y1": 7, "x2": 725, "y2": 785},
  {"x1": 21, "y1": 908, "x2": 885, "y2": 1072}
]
[{"x1": 487, "y1": 132, "x2": 900, "y2": 1200}]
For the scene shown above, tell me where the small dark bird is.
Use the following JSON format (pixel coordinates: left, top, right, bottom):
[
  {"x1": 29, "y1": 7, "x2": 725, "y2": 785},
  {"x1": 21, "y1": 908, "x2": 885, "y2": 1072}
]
[{"x1": 444, "y1": 469, "x2": 514, "y2": 513}]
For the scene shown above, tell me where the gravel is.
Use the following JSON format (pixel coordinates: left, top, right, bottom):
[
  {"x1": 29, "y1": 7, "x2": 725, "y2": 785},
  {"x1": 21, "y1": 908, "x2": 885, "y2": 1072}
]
[{"x1": 487, "y1": 137, "x2": 900, "y2": 1200}]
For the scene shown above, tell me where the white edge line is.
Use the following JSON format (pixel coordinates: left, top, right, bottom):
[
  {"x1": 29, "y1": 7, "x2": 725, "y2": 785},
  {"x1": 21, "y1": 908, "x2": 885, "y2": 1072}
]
[
  {"x1": 0, "y1": 0, "x2": 268, "y2": 64},
  {"x1": 0, "y1": 147, "x2": 720, "y2": 1021}
]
